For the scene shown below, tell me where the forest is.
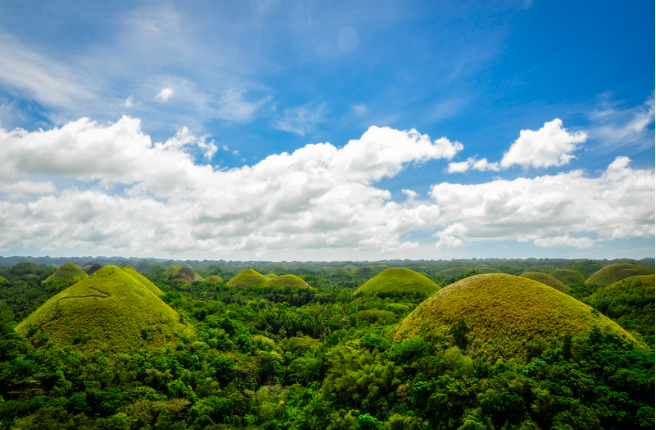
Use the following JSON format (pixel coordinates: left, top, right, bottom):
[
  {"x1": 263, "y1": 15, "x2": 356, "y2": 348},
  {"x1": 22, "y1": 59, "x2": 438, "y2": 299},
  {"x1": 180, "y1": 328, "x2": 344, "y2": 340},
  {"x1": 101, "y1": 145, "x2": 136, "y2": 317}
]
[{"x1": 0, "y1": 257, "x2": 653, "y2": 430}]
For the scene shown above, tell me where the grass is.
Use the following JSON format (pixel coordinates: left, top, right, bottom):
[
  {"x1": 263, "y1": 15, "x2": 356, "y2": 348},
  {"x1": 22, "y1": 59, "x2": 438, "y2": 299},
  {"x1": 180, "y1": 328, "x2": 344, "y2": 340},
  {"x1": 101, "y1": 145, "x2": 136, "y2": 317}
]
[
  {"x1": 226, "y1": 269, "x2": 314, "y2": 289},
  {"x1": 121, "y1": 266, "x2": 164, "y2": 296},
  {"x1": 550, "y1": 269, "x2": 585, "y2": 285},
  {"x1": 395, "y1": 273, "x2": 638, "y2": 362},
  {"x1": 15, "y1": 265, "x2": 193, "y2": 353},
  {"x1": 520, "y1": 272, "x2": 571, "y2": 292},
  {"x1": 436, "y1": 267, "x2": 473, "y2": 278},
  {"x1": 42, "y1": 263, "x2": 88, "y2": 285},
  {"x1": 354, "y1": 268, "x2": 440, "y2": 296},
  {"x1": 585, "y1": 264, "x2": 655, "y2": 287},
  {"x1": 204, "y1": 275, "x2": 223, "y2": 283}
]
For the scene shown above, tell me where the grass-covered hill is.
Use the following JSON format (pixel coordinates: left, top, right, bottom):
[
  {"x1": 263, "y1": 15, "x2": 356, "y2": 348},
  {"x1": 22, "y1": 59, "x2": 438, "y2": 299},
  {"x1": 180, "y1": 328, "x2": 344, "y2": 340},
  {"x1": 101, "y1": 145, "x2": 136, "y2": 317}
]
[
  {"x1": 585, "y1": 264, "x2": 655, "y2": 287},
  {"x1": 204, "y1": 275, "x2": 223, "y2": 283},
  {"x1": 520, "y1": 271, "x2": 571, "y2": 292},
  {"x1": 226, "y1": 268, "x2": 269, "y2": 287},
  {"x1": 226, "y1": 269, "x2": 313, "y2": 290},
  {"x1": 586, "y1": 274, "x2": 655, "y2": 346},
  {"x1": 42, "y1": 263, "x2": 88, "y2": 286},
  {"x1": 396, "y1": 273, "x2": 637, "y2": 361},
  {"x1": 435, "y1": 266, "x2": 473, "y2": 278},
  {"x1": 15, "y1": 265, "x2": 193, "y2": 352},
  {"x1": 265, "y1": 274, "x2": 313, "y2": 290},
  {"x1": 550, "y1": 268, "x2": 586, "y2": 285},
  {"x1": 354, "y1": 268, "x2": 440, "y2": 296},
  {"x1": 121, "y1": 266, "x2": 164, "y2": 296},
  {"x1": 165, "y1": 265, "x2": 204, "y2": 283}
]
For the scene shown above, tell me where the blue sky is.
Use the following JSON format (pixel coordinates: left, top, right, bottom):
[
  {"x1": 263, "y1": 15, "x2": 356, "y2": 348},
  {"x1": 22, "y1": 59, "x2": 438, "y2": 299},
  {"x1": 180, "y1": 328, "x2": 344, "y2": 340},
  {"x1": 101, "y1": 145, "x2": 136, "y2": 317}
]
[{"x1": 0, "y1": 0, "x2": 653, "y2": 260}]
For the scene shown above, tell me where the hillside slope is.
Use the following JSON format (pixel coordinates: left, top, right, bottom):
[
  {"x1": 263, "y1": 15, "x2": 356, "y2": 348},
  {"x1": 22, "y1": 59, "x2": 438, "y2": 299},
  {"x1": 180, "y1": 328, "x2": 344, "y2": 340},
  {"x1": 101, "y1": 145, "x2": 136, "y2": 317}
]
[{"x1": 354, "y1": 268, "x2": 439, "y2": 296}]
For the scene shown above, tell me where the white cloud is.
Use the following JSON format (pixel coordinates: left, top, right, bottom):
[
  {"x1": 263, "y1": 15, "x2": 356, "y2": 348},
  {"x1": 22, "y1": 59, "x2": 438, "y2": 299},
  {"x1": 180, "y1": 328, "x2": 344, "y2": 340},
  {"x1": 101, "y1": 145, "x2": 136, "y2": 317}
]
[
  {"x1": 0, "y1": 117, "x2": 652, "y2": 258},
  {"x1": 0, "y1": 32, "x2": 90, "y2": 109},
  {"x1": 500, "y1": 118, "x2": 587, "y2": 169},
  {"x1": 217, "y1": 88, "x2": 270, "y2": 123},
  {"x1": 447, "y1": 157, "x2": 499, "y2": 173},
  {"x1": 155, "y1": 87, "x2": 174, "y2": 102},
  {"x1": 533, "y1": 235, "x2": 596, "y2": 249},
  {"x1": 352, "y1": 104, "x2": 367, "y2": 115},
  {"x1": 589, "y1": 95, "x2": 655, "y2": 152},
  {"x1": 124, "y1": 96, "x2": 134, "y2": 108},
  {"x1": 431, "y1": 157, "x2": 654, "y2": 248}
]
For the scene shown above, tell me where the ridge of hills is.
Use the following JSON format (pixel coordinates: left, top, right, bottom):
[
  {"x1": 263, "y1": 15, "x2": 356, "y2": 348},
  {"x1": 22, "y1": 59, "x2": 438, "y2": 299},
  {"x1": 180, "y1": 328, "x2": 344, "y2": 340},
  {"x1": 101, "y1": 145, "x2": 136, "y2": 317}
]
[
  {"x1": 42, "y1": 263, "x2": 88, "y2": 285},
  {"x1": 520, "y1": 271, "x2": 571, "y2": 292},
  {"x1": 15, "y1": 265, "x2": 193, "y2": 352},
  {"x1": 226, "y1": 268, "x2": 313, "y2": 290},
  {"x1": 396, "y1": 273, "x2": 638, "y2": 361},
  {"x1": 585, "y1": 263, "x2": 655, "y2": 287}
]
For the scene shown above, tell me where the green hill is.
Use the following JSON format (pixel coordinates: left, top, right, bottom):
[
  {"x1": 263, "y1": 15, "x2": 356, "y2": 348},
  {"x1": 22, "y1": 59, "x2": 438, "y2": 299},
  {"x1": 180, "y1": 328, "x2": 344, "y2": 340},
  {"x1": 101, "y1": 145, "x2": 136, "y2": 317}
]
[
  {"x1": 226, "y1": 268, "x2": 269, "y2": 287},
  {"x1": 396, "y1": 274, "x2": 637, "y2": 361},
  {"x1": 520, "y1": 272, "x2": 571, "y2": 292},
  {"x1": 204, "y1": 275, "x2": 223, "y2": 284},
  {"x1": 15, "y1": 265, "x2": 193, "y2": 352},
  {"x1": 120, "y1": 266, "x2": 164, "y2": 296},
  {"x1": 436, "y1": 267, "x2": 473, "y2": 278},
  {"x1": 586, "y1": 275, "x2": 655, "y2": 346},
  {"x1": 476, "y1": 264, "x2": 500, "y2": 273},
  {"x1": 42, "y1": 263, "x2": 88, "y2": 286},
  {"x1": 265, "y1": 274, "x2": 313, "y2": 290},
  {"x1": 226, "y1": 269, "x2": 313, "y2": 290},
  {"x1": 166, "y1": 265, "x2": 204, "y2": 283},
  {"x1": 585, "y1": 264, "x2": 654, "y2": 287},
  {"x1": 354, "y1": 268, "x2": 440, "y2": 296},
  {"x1": 550, "y1": 268, "x2": 586, "y2": 285}
]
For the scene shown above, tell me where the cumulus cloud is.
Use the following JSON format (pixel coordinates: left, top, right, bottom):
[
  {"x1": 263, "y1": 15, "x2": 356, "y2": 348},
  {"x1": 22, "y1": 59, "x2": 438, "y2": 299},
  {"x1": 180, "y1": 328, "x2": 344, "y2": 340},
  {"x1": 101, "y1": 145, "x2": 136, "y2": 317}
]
[
  {"x1": 448, "y1": 119, "x2": 587, "y2": 173},
  {"x1": 431, "y1": 156, "x2": 654, "y2": 248},
  {"x1": 0, "y1": 118, "x2": 652, "y2": 257},
  {"x1": 500, "y1": 118, "x2": 587, "y2": 168}
]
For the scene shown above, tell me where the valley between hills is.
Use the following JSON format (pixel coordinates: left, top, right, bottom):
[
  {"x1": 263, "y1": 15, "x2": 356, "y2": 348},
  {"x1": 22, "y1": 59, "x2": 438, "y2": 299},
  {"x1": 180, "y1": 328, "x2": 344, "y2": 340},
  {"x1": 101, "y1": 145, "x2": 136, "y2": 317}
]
[{"x1": 0, "y1": 257, "x2": 653, "y2": 430}]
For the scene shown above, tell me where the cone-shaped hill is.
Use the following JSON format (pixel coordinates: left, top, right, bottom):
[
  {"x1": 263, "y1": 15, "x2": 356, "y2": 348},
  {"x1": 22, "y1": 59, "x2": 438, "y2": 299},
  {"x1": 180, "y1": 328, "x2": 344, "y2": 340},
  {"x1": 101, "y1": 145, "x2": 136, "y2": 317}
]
[
  {"x1": 520, "y1": 272, "x2": 571, "y2": 292},
  {"x1": 166, "y1": 265, "x2": 204, "y2": 283},
  {"x1": 550, "y1": 269, "x2": 585, "y2": 285},
  {"x1": 227, "y1": 268, "x2": 269, "y2": 287},
  {"x1": 354, "y1": 268, "x2": 440, "y2": 296},
  {"x1": 226, "y1": 269, "x2": 314, "y2": 290},
  {"x1": 42, "y1": 263, "x2": 88, "y2": 285},
  {"x1": 121, "y1": 266, "x2": 164, "y2": 296},
  {"x1": 396, "y1": 274, "x2": 637, "y2": 361},
  {"x1": 16, "y1": 265, "x2": 193, "y2": 352},
  {"x1": 585, "y1": 264, "x2": 654, "y2": 287}
]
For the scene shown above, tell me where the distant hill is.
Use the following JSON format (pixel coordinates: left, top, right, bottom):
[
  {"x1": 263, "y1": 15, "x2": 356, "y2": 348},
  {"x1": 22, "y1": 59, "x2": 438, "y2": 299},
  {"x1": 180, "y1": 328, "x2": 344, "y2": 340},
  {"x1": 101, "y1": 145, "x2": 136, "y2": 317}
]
[
  {"x1": 166, "y1": 265, "x2": 204, "y2": 283},
  {"x1": 204, "y1": 275, "x2": 223, "y2": 284},
  {"x1": 354, "y1": 268, "x2": 440, "y2": 296},
  {"x1": 550, "y1": 268, "x2": 585, "y2": 285},
  {"x1": 42, "y1": 263, "x2": 88, "y2": 285},
  {"x1": 520, "y1": 272, "x2": 571, "y2": 292},
  {"x1": 226, "y1": 269, "x2": 313, "y2": 289},
  {"x1": 585, "y1": 264, "x2": 655, "y2": 287},
  {"x1": 436, "y1": 267, "x2": 473, "y2": 278},
  {"x1": 15, "y1": 265, "x2": 193, "y2": 352},
  {"x1": 586, "y1": 274, "x2": 655, "y2": 346},
  {"x1": 396, "y1": 274, "x2": 637, "y2": 361}
]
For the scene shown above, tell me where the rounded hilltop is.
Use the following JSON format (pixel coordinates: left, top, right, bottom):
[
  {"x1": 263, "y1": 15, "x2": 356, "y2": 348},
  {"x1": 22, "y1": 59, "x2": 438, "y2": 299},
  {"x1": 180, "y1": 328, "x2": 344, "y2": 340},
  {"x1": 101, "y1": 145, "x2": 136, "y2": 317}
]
[
  {"x1": 42, "y1": 262, "x2": 88, "y2": 285},
  {"x1": 520, "y1": 271, "x2": 571, "y2": 292},
  {"x1": 585, "y1": 264, "x2": 654, "y2": 287},
  {"x1": 550, "y1": 268, "x2": 586, "y2": 285},
  {"x1": 396, "y1": 273, "x2": 637, "y2": 361},
  {"x1": 226, "y1": 268, "x2": 313, "y2": 289},
  {"x1": 16, "y1": 265, "x2": 193, "y2": 353},
  {"x1": 354, "y1": 268, "x2": 440, "y2": 296}
]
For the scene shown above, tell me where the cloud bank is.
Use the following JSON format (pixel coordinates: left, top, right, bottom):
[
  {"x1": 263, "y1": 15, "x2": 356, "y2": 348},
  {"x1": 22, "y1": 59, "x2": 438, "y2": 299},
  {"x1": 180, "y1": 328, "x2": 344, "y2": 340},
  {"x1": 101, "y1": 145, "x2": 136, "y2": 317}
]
[{"x1": 0, "y1": 117, "x2": 652, "y2": 258}]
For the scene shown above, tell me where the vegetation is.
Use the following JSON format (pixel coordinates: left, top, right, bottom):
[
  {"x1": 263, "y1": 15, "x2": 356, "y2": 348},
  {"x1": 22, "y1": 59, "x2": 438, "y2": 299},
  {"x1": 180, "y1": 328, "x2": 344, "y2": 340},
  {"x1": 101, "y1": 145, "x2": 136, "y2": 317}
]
[
  {"x1": 585, "y1": 263, "x2": 654, "y2": 287},
  {"x1": 586, "y1": 275, "x2": 655, "y2": 346},
  {"x1": 435, "y1": 266, "x2": 472, "y2": 278},
  {"x1": 354, "y1": 268, "x2": 440, "y2": 297},
  {"x1": 41, "y1": 263, "x2": 88, "y2": 286},
  {"x1": 550, "y1": 268, "x2": 586, "y2": 285},
  {"x1": 15, "y1": 265, "x2": 193, "y2": 353},
  {"x1": 520, "y1": 271, "x2": 571, "y2": 292},
  {"x1": 226, "y1": 268, "x2": 269, "y2": 288},
  {"x1": 396, "y1": 274, "x2": 637, "y2": 360},
  {"x1": 0, "y1": 258, "x2": 652, "y2": 429},
  {"x1": 121, "y1": 266, "x2": 164, "y2": 296}
]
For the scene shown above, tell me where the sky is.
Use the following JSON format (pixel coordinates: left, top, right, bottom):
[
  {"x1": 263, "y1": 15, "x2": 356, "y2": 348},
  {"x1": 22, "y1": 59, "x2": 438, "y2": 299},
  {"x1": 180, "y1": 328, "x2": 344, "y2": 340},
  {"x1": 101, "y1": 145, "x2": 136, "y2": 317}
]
[{"x1": 0, "y1": 0, "x2": 653, "y2": 261}]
